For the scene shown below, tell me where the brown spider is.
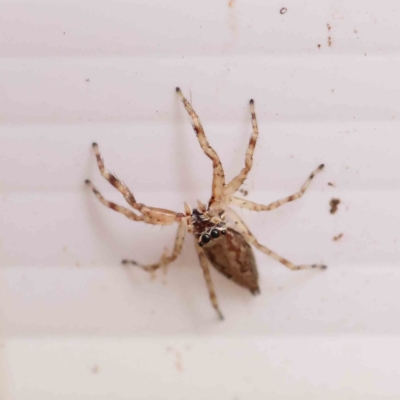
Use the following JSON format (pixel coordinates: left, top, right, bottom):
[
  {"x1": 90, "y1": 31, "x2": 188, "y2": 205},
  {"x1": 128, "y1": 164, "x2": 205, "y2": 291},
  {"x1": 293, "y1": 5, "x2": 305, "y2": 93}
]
[{"x1": 85, "y1": 87, "x2": 326, "y2": 320}]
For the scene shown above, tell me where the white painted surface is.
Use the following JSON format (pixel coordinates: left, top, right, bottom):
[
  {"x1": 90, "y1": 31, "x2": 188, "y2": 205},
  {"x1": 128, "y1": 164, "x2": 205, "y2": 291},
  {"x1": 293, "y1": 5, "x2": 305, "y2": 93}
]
[
  {"x1": 1, "y1": 0, "x2": 400, "y2": 398},
  {"x1": 4, "y1": 336, "x2": 400, "y2": 400}
]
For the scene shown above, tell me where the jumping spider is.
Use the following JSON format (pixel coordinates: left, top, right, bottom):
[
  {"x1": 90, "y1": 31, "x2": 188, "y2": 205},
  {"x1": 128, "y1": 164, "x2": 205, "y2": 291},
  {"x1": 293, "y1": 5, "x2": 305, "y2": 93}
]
[{"x1": 85, "y1": 87, "x2": 326, "y2": 320}]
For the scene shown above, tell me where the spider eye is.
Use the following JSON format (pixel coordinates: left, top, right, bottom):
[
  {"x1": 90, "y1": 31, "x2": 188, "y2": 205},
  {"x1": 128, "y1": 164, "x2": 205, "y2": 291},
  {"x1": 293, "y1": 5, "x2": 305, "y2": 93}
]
[
  {"x1": 211, "y1": 229, "x2": 220, "y2": 239},
  {"x1": 221, "y1": 230, "x2": 227, "y2": 235},
  {"x1": 198, "y1": 242, "x2": 204, "y2": 247},
  {"x1": 201, "y1": 234, "x2": 211, "y2": 244}
]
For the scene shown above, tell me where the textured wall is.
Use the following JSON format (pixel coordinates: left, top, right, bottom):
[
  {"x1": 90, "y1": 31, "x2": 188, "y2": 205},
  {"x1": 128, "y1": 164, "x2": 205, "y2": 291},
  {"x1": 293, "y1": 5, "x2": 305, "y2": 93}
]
[{"x1": 1, "y1": 1, "x2": 400, "y2": 398}]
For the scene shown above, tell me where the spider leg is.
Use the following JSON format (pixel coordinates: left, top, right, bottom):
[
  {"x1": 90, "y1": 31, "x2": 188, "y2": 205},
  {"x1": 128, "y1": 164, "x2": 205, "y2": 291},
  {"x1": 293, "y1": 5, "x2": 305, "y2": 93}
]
[
  {"x1": 86, "y1": 179, "x2": 182, "y2": 227},
  {"x1": 122, "y1": 221, "x2": 186, "y2": 271},
  {"x1": 85, "y1": 180, "x2": 144, "y2": 222},
  {"x1": 224, "y1": 99, "x2": 259, "y2": 197},
  {"x1": 176, "y1": 87, "x2": 225, "y2": 208},
  {"x1": 227, "y1": 207, "x2": 327, "y2": 270},
  {"x1": 230, "y1": 164, "x2": 324, "y2": 212},
  {"x1": 194, "y1": 242, "x2": 224, "y2": 320},
  {"x1": 91, "y1": 142, "x2": 182, "y2": 225}
]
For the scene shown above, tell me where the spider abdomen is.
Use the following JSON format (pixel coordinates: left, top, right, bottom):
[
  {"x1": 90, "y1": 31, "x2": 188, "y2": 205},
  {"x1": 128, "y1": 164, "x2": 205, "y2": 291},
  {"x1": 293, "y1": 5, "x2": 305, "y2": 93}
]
[{"x1": 203, "y1": 228, "x2": 260, "y2": 295}]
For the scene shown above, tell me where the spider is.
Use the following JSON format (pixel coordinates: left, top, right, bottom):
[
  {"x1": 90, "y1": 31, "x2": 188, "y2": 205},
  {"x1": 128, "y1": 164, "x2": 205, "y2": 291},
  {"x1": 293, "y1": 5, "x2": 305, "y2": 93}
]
[{"x1": 85, "y1": 87, "x2": 326, "y2": 320}]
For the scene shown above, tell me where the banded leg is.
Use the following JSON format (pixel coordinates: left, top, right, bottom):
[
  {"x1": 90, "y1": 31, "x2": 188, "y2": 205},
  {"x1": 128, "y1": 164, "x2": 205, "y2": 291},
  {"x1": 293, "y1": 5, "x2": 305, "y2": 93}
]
[
  {"x1": 176, "y1": 88, "x2": 225, "y2": 207},
  {"x1": 122, "y1": 222, "x2": 186, "y2": 272},
  {"x1": 227, "y1": 208, "x2": 327, "y2": 270},
  {"x1": 85, "y1": 180, "x2": 143, "y2": 222},
  {"x1": 224, "y1": 99, "x2": 259, "y2": 197},
  {"x1": 92, "y1": 142, "x2": 182, "y2": 225},
  {"x1": 230, "y1": 164, "x2": 324, "y2": 212},
  {"x1": 195, "y1": 242, "x2": 224, "y2": 320}
]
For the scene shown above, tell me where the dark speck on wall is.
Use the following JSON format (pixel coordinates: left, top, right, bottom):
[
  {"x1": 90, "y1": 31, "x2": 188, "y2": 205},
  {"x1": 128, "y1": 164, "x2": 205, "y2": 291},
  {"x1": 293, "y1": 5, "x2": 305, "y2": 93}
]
[
  {"x1": 330, "y1": 198, "x2": 341, "y2": 214},
  {"x1": 333, "y1": 233, "x2": 343, "y2": 242}
]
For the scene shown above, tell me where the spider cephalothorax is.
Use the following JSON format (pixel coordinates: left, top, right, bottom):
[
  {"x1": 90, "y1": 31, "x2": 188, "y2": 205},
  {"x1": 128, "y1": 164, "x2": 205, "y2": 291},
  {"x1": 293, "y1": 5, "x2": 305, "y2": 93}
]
[
  {"x1": 86, "y1": 87, "x2": 326, "y2": 320},
  {"x1": 190, "y1": 202, "x2": 227, "y2": 247}
]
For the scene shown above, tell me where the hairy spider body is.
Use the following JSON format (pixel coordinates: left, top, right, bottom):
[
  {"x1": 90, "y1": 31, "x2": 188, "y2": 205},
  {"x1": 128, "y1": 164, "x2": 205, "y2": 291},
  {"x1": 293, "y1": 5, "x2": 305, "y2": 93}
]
[
  {"x1": 190, "y1": 206, "x2": 259, "y2": 294},
  {"x1": 85, "y1": 87, "x2": 326, "y2": 320}
]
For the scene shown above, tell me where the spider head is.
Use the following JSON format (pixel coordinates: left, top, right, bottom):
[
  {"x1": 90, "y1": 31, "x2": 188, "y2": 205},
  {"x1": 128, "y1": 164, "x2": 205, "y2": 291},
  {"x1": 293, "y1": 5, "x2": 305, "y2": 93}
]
[{"x1": 191, "y1": 202, "x2": 227, "y2": 247}]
